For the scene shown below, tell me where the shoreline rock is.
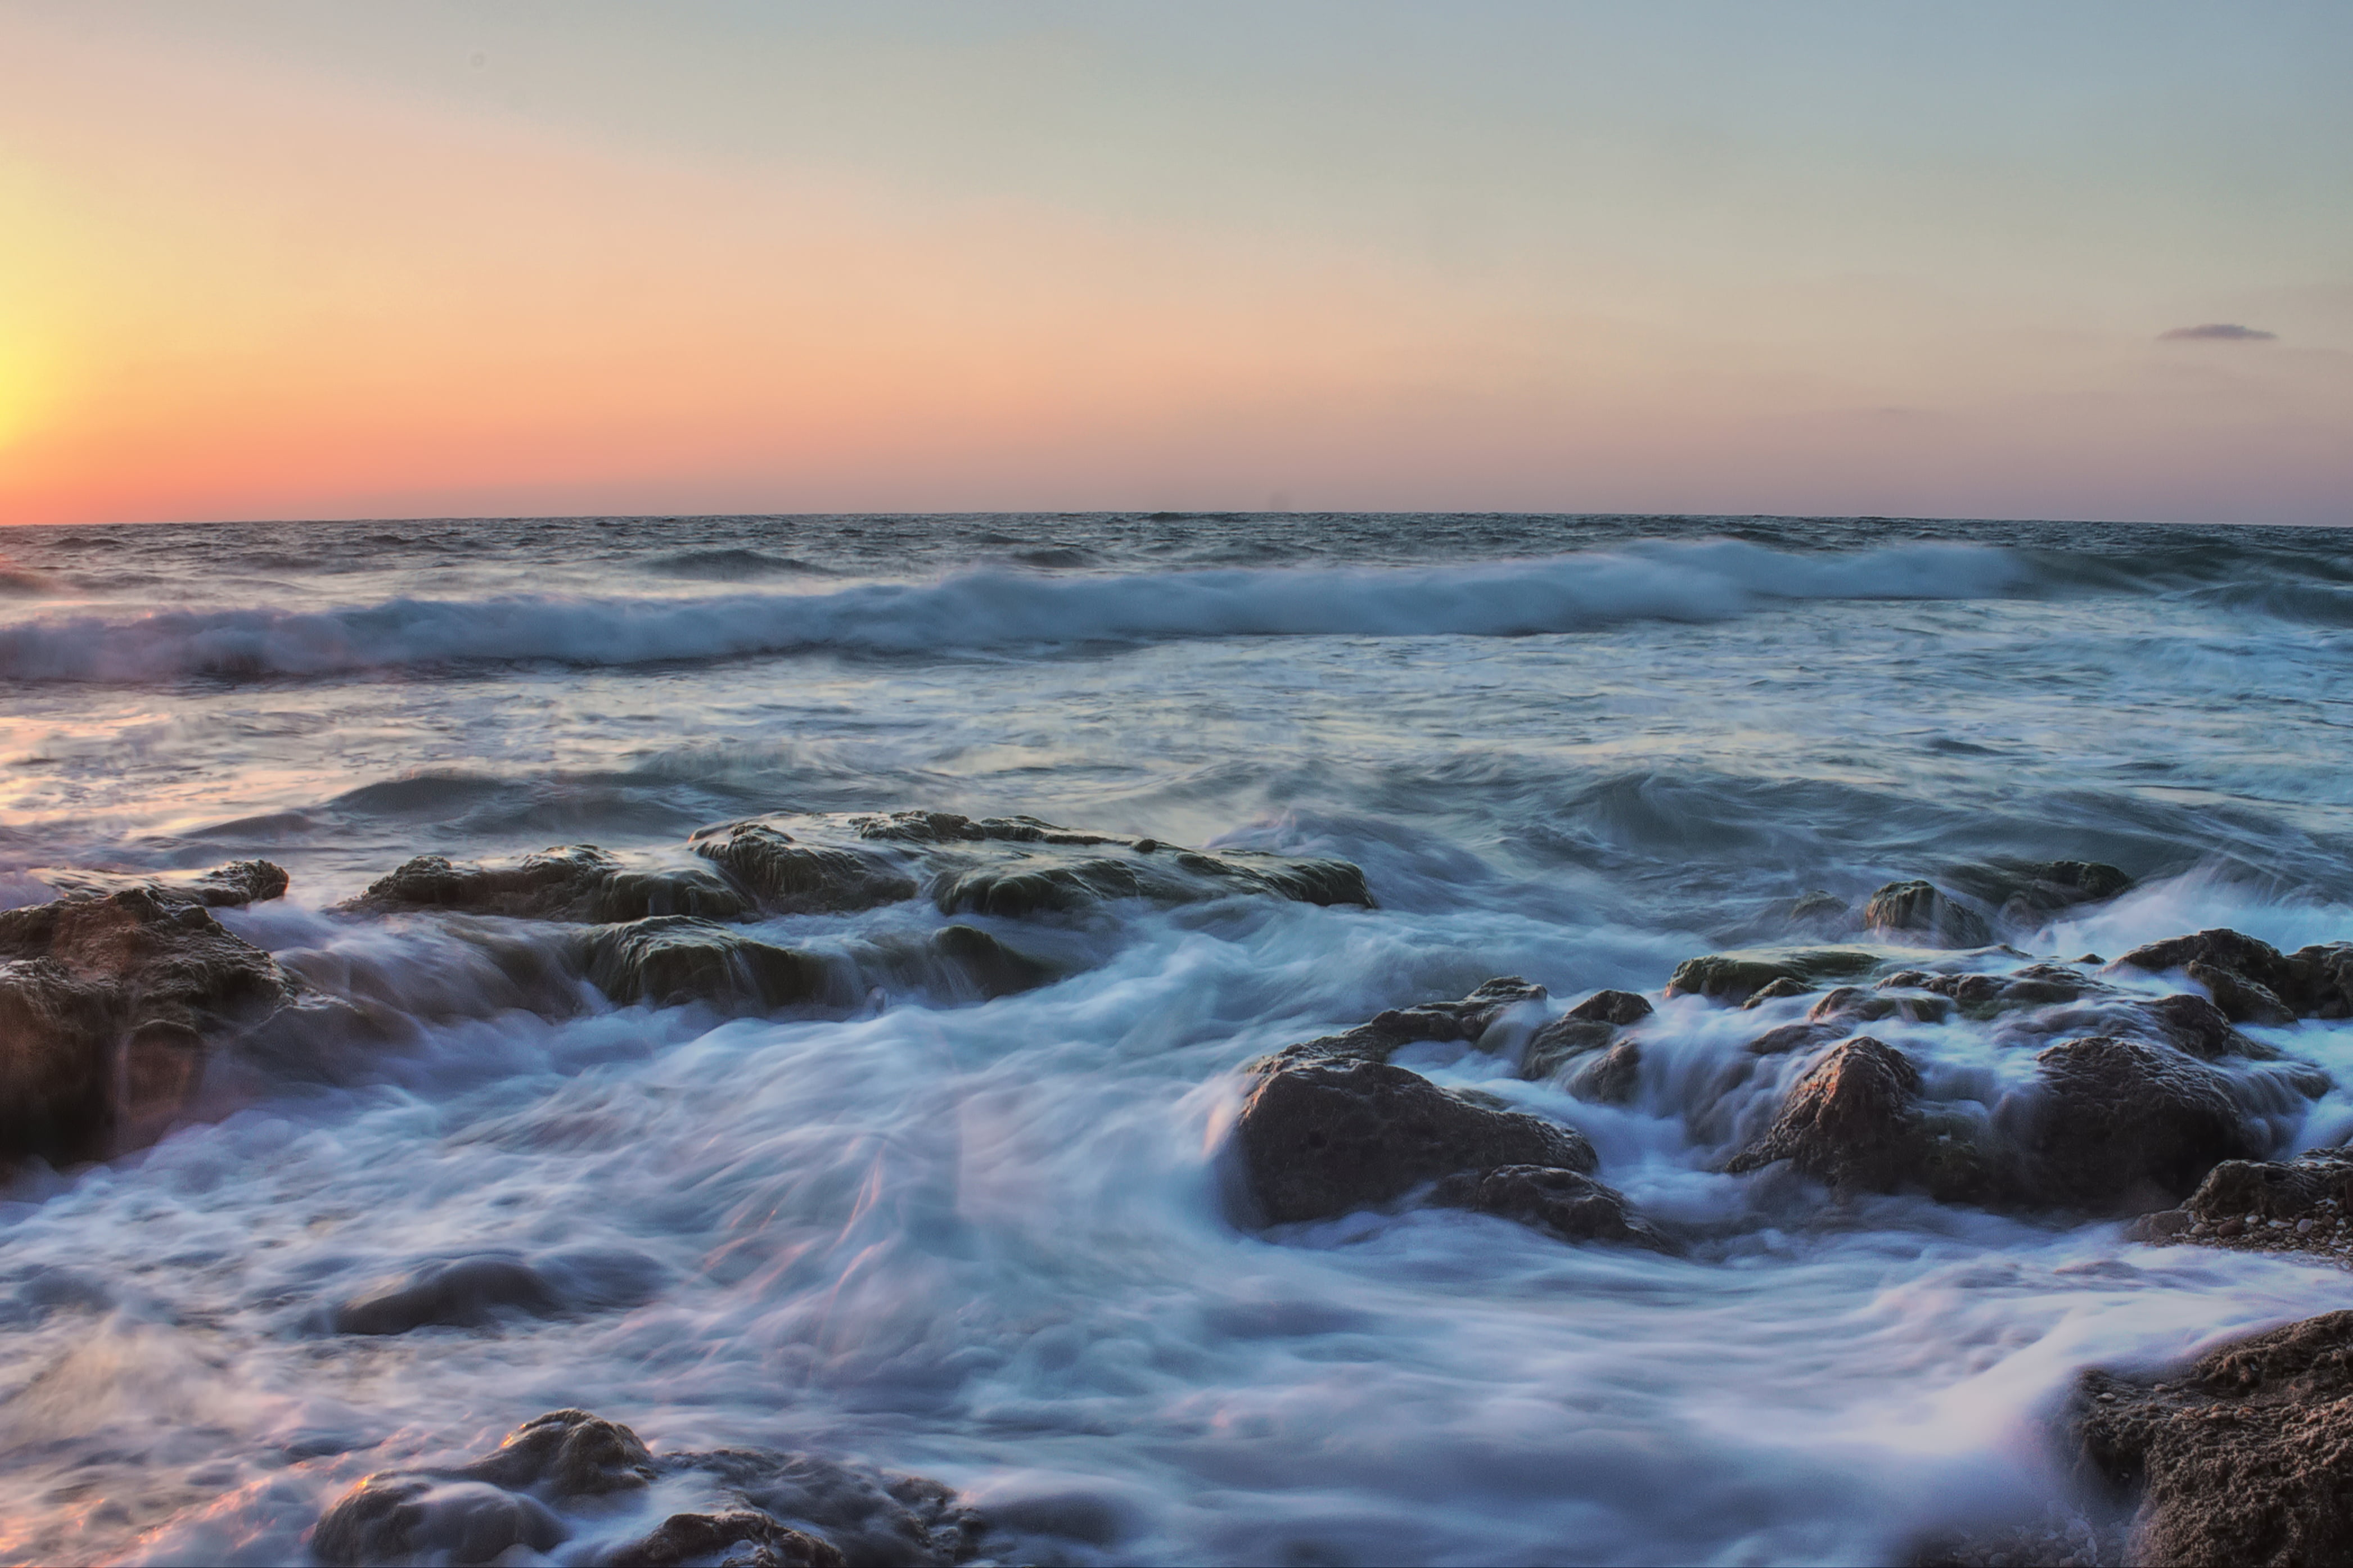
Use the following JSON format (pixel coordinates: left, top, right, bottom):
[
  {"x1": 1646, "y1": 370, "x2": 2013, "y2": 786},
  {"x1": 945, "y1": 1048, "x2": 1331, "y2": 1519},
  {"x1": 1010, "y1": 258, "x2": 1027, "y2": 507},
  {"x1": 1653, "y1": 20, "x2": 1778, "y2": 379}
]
[
  {"x1": 312, "y1": 1409, "x2": 982, "y2": 1567},
  {"x1": 2072, "y1": 1312, "x2": 2353, "y2": 1568}
]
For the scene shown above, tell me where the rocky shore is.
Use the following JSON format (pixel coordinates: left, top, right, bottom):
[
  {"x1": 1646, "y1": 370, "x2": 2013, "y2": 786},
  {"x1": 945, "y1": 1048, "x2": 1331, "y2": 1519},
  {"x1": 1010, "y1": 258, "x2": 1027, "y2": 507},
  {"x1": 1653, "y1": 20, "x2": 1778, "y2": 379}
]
[{"x1": 10, "y1": 829, "x2": 2353, "y2": 1564}]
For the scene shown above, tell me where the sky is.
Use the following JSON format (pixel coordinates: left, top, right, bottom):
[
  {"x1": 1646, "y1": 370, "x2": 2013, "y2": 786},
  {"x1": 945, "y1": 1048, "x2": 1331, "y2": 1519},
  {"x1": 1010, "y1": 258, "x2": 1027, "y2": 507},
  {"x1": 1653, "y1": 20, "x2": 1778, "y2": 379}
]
[{"x1": 1, "y1": 1, "x2": 2348, "y2": 526}]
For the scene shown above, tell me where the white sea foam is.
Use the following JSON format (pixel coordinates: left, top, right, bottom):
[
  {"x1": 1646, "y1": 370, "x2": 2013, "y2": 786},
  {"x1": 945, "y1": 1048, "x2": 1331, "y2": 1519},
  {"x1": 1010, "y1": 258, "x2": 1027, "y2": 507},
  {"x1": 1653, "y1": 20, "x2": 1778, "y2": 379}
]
[{"x1": 0, "y1": 540, "x2": 2024, "y2": 681}]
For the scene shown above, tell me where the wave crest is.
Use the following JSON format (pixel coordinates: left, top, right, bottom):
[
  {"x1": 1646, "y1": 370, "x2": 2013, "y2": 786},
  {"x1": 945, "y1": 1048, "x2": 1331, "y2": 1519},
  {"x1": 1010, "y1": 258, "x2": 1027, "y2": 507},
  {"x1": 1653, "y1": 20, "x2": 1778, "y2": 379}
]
[{"x1": 0, "y1": 540, "x2": 2023, "y2": 683}]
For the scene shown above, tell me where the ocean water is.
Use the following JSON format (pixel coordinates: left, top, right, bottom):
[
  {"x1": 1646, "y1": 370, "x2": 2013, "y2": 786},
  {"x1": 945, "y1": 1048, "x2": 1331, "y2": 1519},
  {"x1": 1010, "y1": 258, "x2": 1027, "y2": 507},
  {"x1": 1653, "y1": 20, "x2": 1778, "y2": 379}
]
[{"x1": 2, "y1": 512, "x2": 2352, "y2": 1566}]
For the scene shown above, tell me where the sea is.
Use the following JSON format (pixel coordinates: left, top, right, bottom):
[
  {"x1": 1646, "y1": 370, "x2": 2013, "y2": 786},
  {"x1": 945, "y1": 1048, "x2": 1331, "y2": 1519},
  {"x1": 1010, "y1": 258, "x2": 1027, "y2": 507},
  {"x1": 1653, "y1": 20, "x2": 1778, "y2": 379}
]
[{"x1": 2, "y1": 511, "x2": 2351, "y2": 1565}]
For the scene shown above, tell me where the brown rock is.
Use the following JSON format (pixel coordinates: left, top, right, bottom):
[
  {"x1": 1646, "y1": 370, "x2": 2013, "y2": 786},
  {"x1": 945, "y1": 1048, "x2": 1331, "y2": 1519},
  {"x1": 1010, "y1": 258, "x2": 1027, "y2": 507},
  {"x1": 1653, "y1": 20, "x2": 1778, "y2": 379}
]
[
  {"x1": 2074, "y1": 1311, "x2": 2353, "y2": 1567},
  {"x1": 692, "y1": 823, "x2": 918, "y2": 914},
  {"x1": 1232, "y1": 1057, "x2": 1595, "y2": 1226},
  {"x1": 1566, "y1": 988, "x2": 1654, "y2": 1025},
  {"x1": 1263, "y1": 978, "x2": 1548, "y2": 1070},
  {"x1": 0, "y1": 886, "x2": 308, "y2": 1166},
  {"x1": 2013, "y1": 1036, "x2": 2269, "y2": 1212},
  {"x1": 1863, "y1": 880, "x2": 1991, "y2": 947},
  {"x1": 579, "y1": 918, "x2": 829, "y2": 1013},
  {"x1": 610, "y1": 1510, "x2": 844, "y2": 1568},
  {"x1": 1726, "y1": 1037, "x2": 1994, "y2": 1201},
  {"x1": 2185, "y1": 959, "x2": 2296, "y2": 1026},
  {"x1": 1430, "y1": 1164, "x2": 1671, "y2": 1250}
]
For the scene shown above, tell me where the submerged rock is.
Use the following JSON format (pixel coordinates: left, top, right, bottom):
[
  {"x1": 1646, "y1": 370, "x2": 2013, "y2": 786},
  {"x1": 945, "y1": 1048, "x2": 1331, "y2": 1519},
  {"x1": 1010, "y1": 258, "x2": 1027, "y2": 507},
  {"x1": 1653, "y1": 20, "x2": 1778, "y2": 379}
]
[
  {"x1": 1666, "y1": 947, "x2": 1876, "y2": 1005},
  {"x1": 2073, "y1": 1311, "x2": 2353, "y2": 1568},
  {"x1": 580, "y1": 917, "x2": 828, "y2": 1013},
  {"x1": 312, "y1": 1409, "x2": 980, "y2": 1568},
  {"x1": 1263, "y1": 977, "x2": 1548, "y2": 1070},
  {"x1": 1568, "y1": 988, "x2": 1654, "y2": 1026},
  {"x1": 1942, "y1": 858, "x2": 2133, "y2": 921},
  {"x1": 0, "y1": 883, "x2": 318, "y2": 1166},
  {"x1": 1232, "y1": 1056, "x2": 1595, "y2": 1226},
  {"x1": 1863, "y1": 880, "x2": 1992, "y2": 948},
  {"x1": 691, "y1": 822, "x2": 919, "y2": 914},
  {"x1": 331, "y1": 1255, "x2": 563, "y2": 1336},
  {"x1": 927, "y1": 924, "x2": 1059, "y2": 999},
  {"x1": 38, "y1": 858, "x2": 291, "y2": 909},
  {"x1": 611, "y1": 1510, "x2": 841, "y2": 1567},
  {"x1": 931, "y1": 847, "x2": 1369, "y2": 918},
  {"x1": 1430, "y1": 1164, "x2": 1671, "y2": 1250}
]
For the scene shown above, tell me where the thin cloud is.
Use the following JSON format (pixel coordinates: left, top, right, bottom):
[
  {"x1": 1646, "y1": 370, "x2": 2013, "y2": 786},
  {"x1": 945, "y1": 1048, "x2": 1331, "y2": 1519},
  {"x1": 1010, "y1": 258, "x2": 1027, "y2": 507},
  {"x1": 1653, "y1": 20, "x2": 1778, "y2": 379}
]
[{"x1": 2158, "y1": 323, "x2": 2278, "y2": 341}]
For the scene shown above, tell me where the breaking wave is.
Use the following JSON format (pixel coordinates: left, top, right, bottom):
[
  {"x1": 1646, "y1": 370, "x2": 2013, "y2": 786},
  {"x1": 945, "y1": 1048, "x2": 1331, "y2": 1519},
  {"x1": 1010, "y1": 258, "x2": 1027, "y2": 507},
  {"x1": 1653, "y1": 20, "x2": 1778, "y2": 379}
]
[{"x1": 0, "y1": 540, "x2": 2023, "y2": 681}]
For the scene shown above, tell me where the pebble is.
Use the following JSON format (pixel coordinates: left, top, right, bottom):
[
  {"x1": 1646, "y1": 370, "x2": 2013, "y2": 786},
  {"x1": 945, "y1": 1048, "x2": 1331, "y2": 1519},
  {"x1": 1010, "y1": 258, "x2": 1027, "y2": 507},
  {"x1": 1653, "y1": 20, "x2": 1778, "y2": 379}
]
[
  {"x1": 2219, "y1": 1218, "x2": 2245, "y2": 1238},
  {"x1": 2300, "y1": 1218, "x2": 2317, "y2": 1235}
]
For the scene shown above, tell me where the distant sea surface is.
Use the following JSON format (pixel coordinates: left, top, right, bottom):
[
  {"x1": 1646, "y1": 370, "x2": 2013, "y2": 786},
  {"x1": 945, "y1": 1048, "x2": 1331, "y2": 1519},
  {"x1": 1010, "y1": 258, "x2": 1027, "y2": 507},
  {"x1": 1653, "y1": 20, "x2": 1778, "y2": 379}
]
[{"x1": 4, "y1": 512, "x2": 2353, "y2": 1565}]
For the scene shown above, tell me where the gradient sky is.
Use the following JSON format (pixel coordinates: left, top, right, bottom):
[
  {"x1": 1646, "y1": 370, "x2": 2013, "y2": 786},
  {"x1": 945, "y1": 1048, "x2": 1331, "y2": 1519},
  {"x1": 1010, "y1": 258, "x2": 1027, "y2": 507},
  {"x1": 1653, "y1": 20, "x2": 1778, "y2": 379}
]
[{"x1": 2, "y1": 1, "x2": 2348, "y2": 526}]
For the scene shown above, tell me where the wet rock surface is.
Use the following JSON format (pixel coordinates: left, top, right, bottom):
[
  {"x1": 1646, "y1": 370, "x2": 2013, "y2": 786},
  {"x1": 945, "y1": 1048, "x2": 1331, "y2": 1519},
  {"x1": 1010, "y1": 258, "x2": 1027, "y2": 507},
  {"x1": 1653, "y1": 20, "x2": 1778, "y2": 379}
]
[
  {"x1": 1233, "y1": 1056, "x2": 1597, "y2": 1226},
  {"x1": 1665, "y1": 946, "x2": 1876, "y2": 1002},
  {"x1": 2014, "y1": 1036, "x2": 2274, "y2": 1213},
  {"x1": 0, "y1": 880, "x2": 322, "y2": 1166},
  {"x1": 690, "y1": 822, "x2": 920, "y2": 914},
  {"x1": 1261, "y1": 977, "x2": 1548, "y2": 1069},
  {"x1": 1430, "y1": 1164, "x2": 1671, "y2": 1250},
  {"x1": 348, "y1": 845, "x2": 755, "y2": 924},
  {"x1": 931, "y1": 846, "x2": 1369, "y2": 917},
  {"x1": 312, "y1": 1409, "x2": 981, "y2": 1567},
  {"x1": 1864, "y1": 879, "x2": 1993, "y2": 947},
  {"x1": 1727, "y1": 1037, "x2": 2000, "y2": 1204},
  {"x1": 580, "y1": 917, "x2": 830, "y2": 1013},
  {"x1": 2072, "y1": 1312, "x2": 2353, "y2": 1568},
  {"x1": 2127, "y1": 1149, "x2": 2353, "y2": 1263}
]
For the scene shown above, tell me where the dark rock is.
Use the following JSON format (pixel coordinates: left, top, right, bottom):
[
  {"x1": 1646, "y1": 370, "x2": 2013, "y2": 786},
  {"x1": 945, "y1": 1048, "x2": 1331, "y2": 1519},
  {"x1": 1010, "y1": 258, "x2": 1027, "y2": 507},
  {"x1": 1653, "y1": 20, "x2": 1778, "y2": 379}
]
[
  {"x1": 2125, "y1": 1206, "x2": 2193, "y2": 1242},
  {"x1": 2073, "y1": 1311, "x2": 2353, "y2": 1568},
  {"x1": 932, "y1": 847, "x2": 1369, "y2": 918},
  {"x1": 2142, "y1": 1149, "x2": 2353, "y2": 1261},
  {"x1": 929, "y1": 924, "x2": 1058, "y2": 998},
  {"x1": 1264, "y1": 978, "x2": 1547, "y2": 1069},
  {"x1": 2290, "y1": 942, "x2": 2353, "y2": 1020},
  {"x1": 349, "y1": 846, "x2": 753, "y2": 924},
  {"x1": 1727, "y1": 1037, "x2": 1998, "y2": 1203},
  {"x1": 681, "y1": 1449, "x2": 984, "y2": 1566},
  {"x1": 1232, "y1": 1058, "x2": 1594, "y2": 1226},
  {"x1": 1665, "y1": 947, "x2": 1875, "y2": 1004},
  {"x1": 692, "y1": 823, "x2": 918, "y2": 914},
  {"x1": 1566, "y1": 988, "x2": 1653, "y2": 1025},
  {"x1": 1787, "y1": 890, "x2": 1849, "y2": 925},
  {"x1": 848, "y1": 810, "x2": 1121, "y2": 847},
  {"x1": 331, "y1": 1255, "x2": 564, "y2": 1336},
  {"x1": 1521, "y1": 1018, "x2": 1615, "y2": 1081},
  {"x1": 312, "y1": 1411, "x2": 976, "y2": 1568},
  {"x1": 581, "y1": 918, "x2": 827, "y2": 1013},
  {"x1": 2012, "y1": 1036, "x2": 2270, "y2": 1212},
  {"x1": 1864, "y1": 880, "x2": 1991, "y2": 947},
  {"x1": 1430, "y1": 1164, "x2": 1671, "y2": 1250},
  {"x1": 1563, "y1": 1040, "x2": 1643, "y2": 1105},
  {"x1": 1740, "y1": 975, "x2": 1812, "y2": 1009},
  {"x1": 311, "y1": 1476, "x2": 567, "y2": 1566},
  {"x1": 44, "y1": 858, "x2": 292, "y2": 909},
  {"x1": 1746, "y1": 1020, "x2": 1840, "y2": 1056},
  {"x1": 1807, "y1": 985, "x2": 1953, "y2": 1025},
  {"x1": 2143, "y1": 993, "x2": 2257, "y2": 1061},
  {"x1": 2115, "y1": 928, "x2": 2307, "y2": 1014},
  {"x1": 1944, "y1": 858, "x2": 2133, "y2": 920},
  {"x1": 0, "y1": 887, "x2": 309, "y2": 1166},
  {"x1": 608, "y1": 1510, "x2": 843, "y2": 1568},
  {"x1": 2185, "y1": 959, "x2": 2296, "y2": 1026}
]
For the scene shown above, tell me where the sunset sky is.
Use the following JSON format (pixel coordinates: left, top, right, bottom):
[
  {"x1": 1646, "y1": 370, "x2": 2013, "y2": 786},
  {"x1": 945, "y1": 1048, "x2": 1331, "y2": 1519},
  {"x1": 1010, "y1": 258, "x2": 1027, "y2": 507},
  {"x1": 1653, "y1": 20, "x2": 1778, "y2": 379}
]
[{"x1": 2, "y1": 1, "x2": 2347, "y2": 527}]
